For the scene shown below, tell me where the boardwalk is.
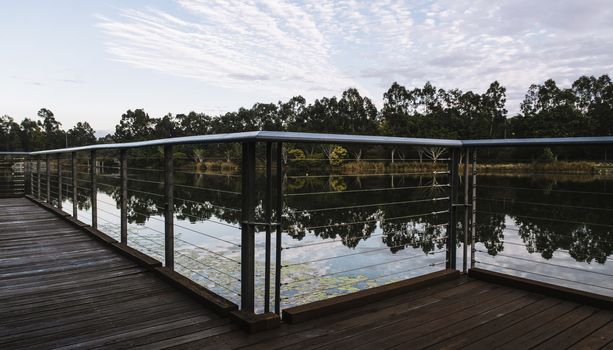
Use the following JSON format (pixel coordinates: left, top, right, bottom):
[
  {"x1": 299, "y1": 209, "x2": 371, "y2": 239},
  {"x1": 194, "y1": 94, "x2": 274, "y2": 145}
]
[{"x1": 1, "y1": 197, "x2": 612, "y2": 349}]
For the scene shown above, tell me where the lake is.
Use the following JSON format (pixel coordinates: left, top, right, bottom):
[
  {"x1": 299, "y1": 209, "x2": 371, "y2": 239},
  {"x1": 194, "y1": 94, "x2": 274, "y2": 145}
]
[{"x1": 53, "y1": 165, "x2": 613, "y2": 311}]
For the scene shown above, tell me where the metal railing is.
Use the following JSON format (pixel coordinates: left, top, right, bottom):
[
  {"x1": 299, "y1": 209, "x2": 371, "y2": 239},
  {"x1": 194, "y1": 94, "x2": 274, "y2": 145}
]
[
  {"x1": 0, "y1": 152, "x2": 27, "y2": 197},
  {"x1": 1, "y1": 131, "x2": 612, "y2": 316}
]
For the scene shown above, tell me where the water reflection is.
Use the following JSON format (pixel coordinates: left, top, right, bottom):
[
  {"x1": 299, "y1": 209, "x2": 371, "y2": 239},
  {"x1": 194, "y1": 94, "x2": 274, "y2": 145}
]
[{"x1": 53, "y1": 169, "x2": 613, "y2": 304}]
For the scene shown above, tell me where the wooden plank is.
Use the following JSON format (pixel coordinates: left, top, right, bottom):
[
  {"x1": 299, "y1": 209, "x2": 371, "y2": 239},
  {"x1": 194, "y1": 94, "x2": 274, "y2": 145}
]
[
  {"x1": 533, "y1": 310, "x2": 613, "y2": 349},
  {"x1": 497, "y1": 305, "x2": 597, "y2": 349},
  {"x1": 171, "y1": 278, "x2": 475, "y2": 350},
  {"x1": 462, "y1": 301, "x2": 580, "y2": 349},
  {"x1": 388, "y1": 292, "x2": 546, "y2": 349},
  {"x1": 424, "y1": 297, "x2": 564, "y2": 349},
  {"x1": 48, "y1": 315, "x2": 222, "y2": 350},
  {"x1": 567, "y1": 320, "x2": 613, "y2": 349},
  {"x1": 242, "y1": 281, "x2": 501, "y2": 350},
  {"x1": 2, "y1": 193, "x2": 612, "y2": 349},
  {"x1": 282, "y1": 269, "x2": 460, "y2": 323},
  {"x1": 469, "y1": 267, "x2": 613, "y2": 309},
  {"x1": 0, "y1": 199, "x2": 242, "y2": 350},
  {"x1": 68, "y1": 317, "x2": 230, "y2": 350},
  {"x1": 1, "y1": 301, "x2": 209, "y2": 349},
  {"x1": 311, "y1": 287, "x2": 528, "y2": 350}
]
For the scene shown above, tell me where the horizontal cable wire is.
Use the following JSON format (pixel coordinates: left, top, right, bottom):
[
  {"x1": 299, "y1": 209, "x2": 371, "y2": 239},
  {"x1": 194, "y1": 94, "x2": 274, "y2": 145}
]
[
  {"x1": 286, "y1": 171, "x2": 449, "y2": 179},
  {"x1": 119, "y1": 227, "x2": 240, "y2": 295},
  {"x1": 155, "y1": 205, "x2": 240, "y2": 229},
  {"x1": 174, "y1": 261, "x2": 241, "y2": 296},
  {"x1": 475, "y1": 261, "x2": 613, "y2": 291},
  {"x1": 284, "y1": 261, "x2": 446, "y2": 300},
  {"x1": 479, "y1": 197, "x2": 613, "y2": 213},
  {"x1": 285, "y1": 184, "x2": 450, "y2": 197},
  {"x1": 174, "y1": 249, "x2": 241, "y2": 282},
  {"x1": 174, "y1": 197, "x2": 241, "y2": 212},
  {"x1": 304, "y1": 210, "x2": 449, "y2": 230},
  {"x1": 174, "y1": 183, "x2": 241, "y2": 196},
  {"x1": 174, "y1": 170, "x2": 241, "y2": 178},
  {"x1": 284, "y1": 237, "x2": 447, "y2": 267},
  {"x1": 125, "y1": 166, "x2": 164, "y2": 172},
  {"x1": 478, "y1": 185, "x2": 613, "y2": 197},
  {"x1": 97, "y1": 182, "x2": 119, "y2": 190},
  {"x1": 288, "y1": 158, "x2": 450, "y2": 162},
  {"x1": 174, "y1": 209, "x2": 241, "y2": 229},
  {"x1": 482, "y1": 225, "x2": 613, "y2": 245},
  {"x1": 475, "y1": 250, "x2": 613, "y2": 277},
  {"x1": 283, "y1": 224, "x2": 448, "y2": 250},
  {"x1": 293, "y1": 197, "x2": 449, "y2": 214},
  {"x1": 283, "y1": 250, "x2": 445, "y2": 286},
  {"x1": 127, "y1": 188, "x2": 164, "y2": 197},
  {"x1": 127, "y1": 178, "x2": 164, "y2": 185},
  {"x1": 174, "y1": 236, "x2": 241, "y2": 265},
  {"x1": 129, "y1": 209, "x2": 240, "y2": 247},
  {"x1": 480, "y1": 211, "x2": 613, "y2": 229}
]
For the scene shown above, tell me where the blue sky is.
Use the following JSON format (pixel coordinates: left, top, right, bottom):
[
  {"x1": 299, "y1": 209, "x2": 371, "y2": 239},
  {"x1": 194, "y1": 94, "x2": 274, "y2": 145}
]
[{"x1": 2, "y1": 0, "x2": 612, "y2": 134}]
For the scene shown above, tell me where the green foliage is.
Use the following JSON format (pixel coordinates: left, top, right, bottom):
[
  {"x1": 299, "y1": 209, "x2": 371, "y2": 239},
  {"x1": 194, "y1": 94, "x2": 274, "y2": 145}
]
[
  {"x1": 537, "y1": 147, "x2": 557, "y2": 163},
  {"x1": 328, "y1": 145, "x2": 348, "y2": 166},
  {"x1": 2, "y1": 75, "x2": 613, "y2": 156},
  {"x1": 68, "y1": 122, "x2": 96, "y2": 147},
  {"x1": 287, "y1": 148, "x2": 306, "y2": 161}
]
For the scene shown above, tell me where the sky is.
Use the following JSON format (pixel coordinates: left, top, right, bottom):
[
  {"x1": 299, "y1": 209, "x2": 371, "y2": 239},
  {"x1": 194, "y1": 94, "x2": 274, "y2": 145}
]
[{"x1": 1, "y1": 0, "x2": 612, "y2": 135}]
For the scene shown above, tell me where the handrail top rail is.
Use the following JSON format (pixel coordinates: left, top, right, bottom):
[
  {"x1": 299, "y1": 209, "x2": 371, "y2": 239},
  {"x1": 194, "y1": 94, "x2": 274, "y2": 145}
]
[
  {"x1": 463, "y1": 136, "x2": 613, "y2": 147},
  {"x1": 0, "y1": 151, "x2": 29, "y2": 155},
  {"x1": 2, "y1": 131, "x2": 613, "y2": 155},
  {"x1": 25, "y1": 131, "x2": 463, "y2": 155}
]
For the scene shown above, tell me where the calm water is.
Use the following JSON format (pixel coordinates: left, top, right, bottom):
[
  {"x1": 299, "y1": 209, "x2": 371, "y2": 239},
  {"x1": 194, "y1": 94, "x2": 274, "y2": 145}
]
[{"x1": 55, "y1": 168, "x2": 613, "y2": 309}]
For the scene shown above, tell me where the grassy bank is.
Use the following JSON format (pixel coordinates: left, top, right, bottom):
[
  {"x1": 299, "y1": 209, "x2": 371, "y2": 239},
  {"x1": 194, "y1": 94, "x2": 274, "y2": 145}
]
[{"x1": 186, "y1": 159, "x2": 613, "y2": 176}]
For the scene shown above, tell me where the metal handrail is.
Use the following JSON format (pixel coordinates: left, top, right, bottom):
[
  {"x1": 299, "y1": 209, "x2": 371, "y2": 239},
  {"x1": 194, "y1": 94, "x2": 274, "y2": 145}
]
[
  {"x1": 4, "y1": 131, "x2": 613, "y2": 156},
  {"x1": 3, "y1": 131, "x2": 613, "y2": 317}
]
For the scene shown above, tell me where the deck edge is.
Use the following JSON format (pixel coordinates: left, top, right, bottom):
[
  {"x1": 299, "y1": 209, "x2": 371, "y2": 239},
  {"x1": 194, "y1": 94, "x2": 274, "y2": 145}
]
[
  {"x1": 282, "y1": 268, "x2": 460, "y2": 324},
  {"x1": 23, "y1": 195, "x2": 240, "y2": 318},
  {"x1": 154, "y1": 266, "x2": 238, "y2": 315},
  {"x1": 468, "y1": 267, "x2": 613, "y2": 310},
  {"x1": 229, "y1": 310, "x2": 280, "y2": 333}
]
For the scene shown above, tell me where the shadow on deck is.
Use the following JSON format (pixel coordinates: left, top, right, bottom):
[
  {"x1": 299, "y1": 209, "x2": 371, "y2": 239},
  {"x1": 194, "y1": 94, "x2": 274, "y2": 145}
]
[{"x1": 1, "y1": 197, "x2": 612, "y2": 349}]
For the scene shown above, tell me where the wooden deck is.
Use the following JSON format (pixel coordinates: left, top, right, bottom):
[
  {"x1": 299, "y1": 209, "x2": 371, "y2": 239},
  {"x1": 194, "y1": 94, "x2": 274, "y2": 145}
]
[{"x1": 1, "y1": 197, "x2": 612, "y2": 349}]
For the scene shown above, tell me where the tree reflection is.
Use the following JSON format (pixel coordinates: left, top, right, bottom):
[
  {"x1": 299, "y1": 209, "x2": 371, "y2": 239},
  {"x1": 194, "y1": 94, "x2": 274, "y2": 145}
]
[
  {"x1": 478, "y1": 175, "x2": 613, "y2": 264},
  {"x1": 64, "y1": 170, "x2": 612, "y2": 264}
]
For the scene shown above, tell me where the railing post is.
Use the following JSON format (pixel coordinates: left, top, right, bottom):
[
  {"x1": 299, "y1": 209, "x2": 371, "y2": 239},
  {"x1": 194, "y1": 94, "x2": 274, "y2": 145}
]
[
  {"x1": 241, "y1": 141, "x2": 256, "y2": 313},
  {"x1": 46, "y1": 154, "x2": 51, "y2": 203},
  {"x1": 274, "y1": 141, "x2": 283, "y2": 314},
  {"x1": 90, "y1": 150, "x2": 97, "y2": 229},
  {"x1": 57, "y1": 154, "x2": 62, "y2": 209},
  {"x1": 264, "y1": 142, "x2": 272, "y2": 313},
  {"x1": 120, "y1": 149, "x2": 128, "y2": 245},
  {"x1": 471, "y1": 149, "x2": 478, "y2": 269},
  {"x1": 24, "y1": 156, "x2": 31, "y2": 196},
  {"x1": 447, "y1": 148, "x2": 460, "y2": 270},
  {"x1": 462, "y1": 148, "x2": 470, "y2": 273},
  {"x1": 72, "y1": 152, "x2": 78, "y2": 218},
  {"x1": 164, "y1": 145, "x2": 174, "y2": 269},
  {"x1": 36, "y1": 157, "x2": 41, "y2": 199}
]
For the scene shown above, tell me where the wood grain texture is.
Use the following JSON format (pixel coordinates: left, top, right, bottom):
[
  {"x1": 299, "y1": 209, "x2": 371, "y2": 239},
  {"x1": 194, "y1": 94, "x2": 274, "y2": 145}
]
[{"x1": 1, "y1": 197, "x2": 612, "y2": 349}]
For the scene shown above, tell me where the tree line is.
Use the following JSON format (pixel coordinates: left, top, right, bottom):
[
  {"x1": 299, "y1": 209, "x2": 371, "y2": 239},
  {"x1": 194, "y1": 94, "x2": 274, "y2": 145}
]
[{"x1": 2, "y1": 75, "x2": 612, "y2": 157}]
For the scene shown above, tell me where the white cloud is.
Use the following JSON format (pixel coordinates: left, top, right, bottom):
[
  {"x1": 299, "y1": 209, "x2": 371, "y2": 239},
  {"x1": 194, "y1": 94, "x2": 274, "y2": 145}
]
[{"x1": 97, "y1": 0, "x2": 613, "y2": 113}]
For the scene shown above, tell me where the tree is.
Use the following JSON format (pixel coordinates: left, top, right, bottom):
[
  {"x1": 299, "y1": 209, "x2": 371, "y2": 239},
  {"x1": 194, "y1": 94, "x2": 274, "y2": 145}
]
[
  {"x1": 37, "y1": 108, "x2": 65, "y2": 148},
  {"x1": 19, "y1": 118, "x2": 44, "y2": 151},
  {"x1": 280, "y1": 96, "x2": 306, "y2": 131},
  {"x1": 176, "y1": 112, "x2": 211, "y2": 136},
  {"x1": 0, "y1": 115, "x2": 22, "y2": 151},
  {"x1": 515, "y1": 79, "x2": 586, "y2": 138},
  {"x1": 68, "y1": 122, "x2": 96, "y2": 147},
  {"x1": 153, "y1": 114, "x2": 179, "y2": 139},
  {"x1": 114, "y1": 109, "x2": 155, "y2": 142}
]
